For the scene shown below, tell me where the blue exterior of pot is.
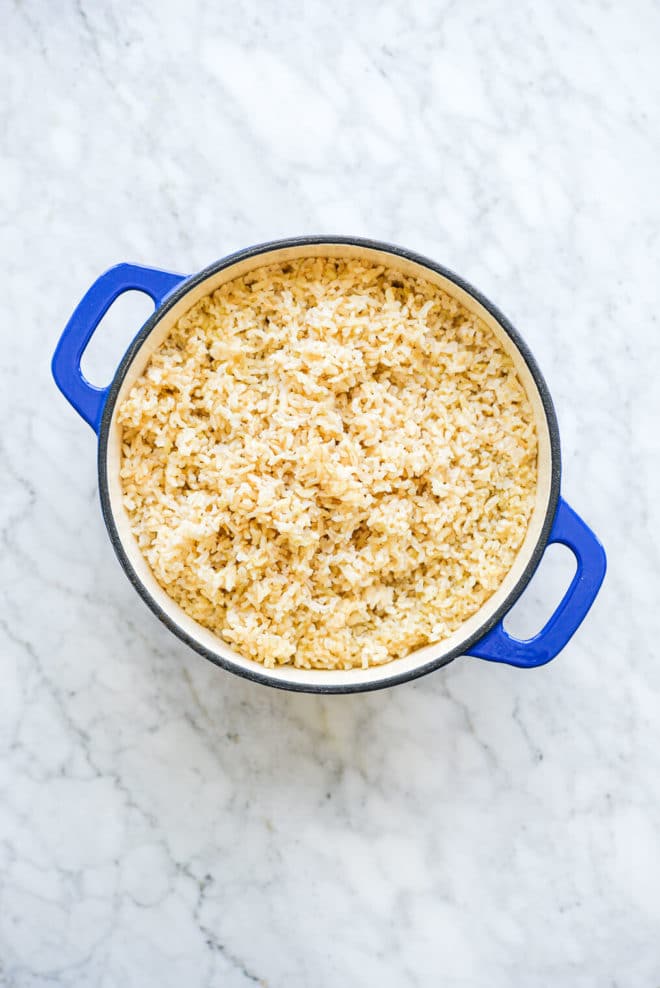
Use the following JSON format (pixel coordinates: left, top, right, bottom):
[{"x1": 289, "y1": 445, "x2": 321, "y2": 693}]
[{"x1": 51, "y1": 242, "x2": 606, "y2": 686}]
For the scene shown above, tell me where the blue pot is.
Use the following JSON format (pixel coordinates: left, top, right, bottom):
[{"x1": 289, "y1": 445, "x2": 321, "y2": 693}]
[{"x1": 52, "y1": 237, "x2": 606, "y2": 693}]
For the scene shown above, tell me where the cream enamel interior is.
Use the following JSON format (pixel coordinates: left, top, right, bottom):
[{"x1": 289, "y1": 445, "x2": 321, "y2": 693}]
[{"x1": 105, "y1": 244, "x2": 554, "y2": 688}]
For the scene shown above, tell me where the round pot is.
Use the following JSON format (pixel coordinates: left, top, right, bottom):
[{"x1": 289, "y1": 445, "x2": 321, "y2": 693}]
[{"x1": 52, "y1": 236, "x2": 606, "y2": 693}]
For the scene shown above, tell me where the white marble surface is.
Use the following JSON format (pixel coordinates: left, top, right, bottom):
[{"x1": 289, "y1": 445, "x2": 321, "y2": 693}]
[{"x1": 1, "y1": 1, "x2": 659, "y2": 984}]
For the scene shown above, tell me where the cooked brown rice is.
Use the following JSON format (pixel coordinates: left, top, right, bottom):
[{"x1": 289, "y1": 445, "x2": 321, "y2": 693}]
[{"x1": 117, "y1": 257, "x2": 537, "y2": 670}]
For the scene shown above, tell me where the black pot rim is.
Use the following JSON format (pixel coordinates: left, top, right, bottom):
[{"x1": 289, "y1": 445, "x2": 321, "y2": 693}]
[{"x1": 98, "y1": 235, "x2": 562, "y2": 694}]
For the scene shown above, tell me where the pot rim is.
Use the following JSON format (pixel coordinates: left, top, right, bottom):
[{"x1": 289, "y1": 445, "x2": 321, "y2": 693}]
[{"x1": 97, "y1": 235, "x2": 562, "y2": 694}]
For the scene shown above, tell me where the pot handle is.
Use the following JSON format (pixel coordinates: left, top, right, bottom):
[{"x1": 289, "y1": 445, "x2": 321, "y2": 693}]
[
  {"x1": 466, "y1": 498, "x2": 606, "y2": 668},
  {"x1": 51, "y1": 263, "x2": 187, "y2": 433}
]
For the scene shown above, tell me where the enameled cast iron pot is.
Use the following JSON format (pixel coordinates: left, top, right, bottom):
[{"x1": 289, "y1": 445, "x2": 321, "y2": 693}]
[{"x1": 52, "y1": 237, "x2": 606, "y2": 693}]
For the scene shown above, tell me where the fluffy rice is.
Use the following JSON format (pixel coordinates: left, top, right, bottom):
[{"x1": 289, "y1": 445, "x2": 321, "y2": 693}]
[{"x1": 117, "y1": 256, "x2": 537, "y2": 670}]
